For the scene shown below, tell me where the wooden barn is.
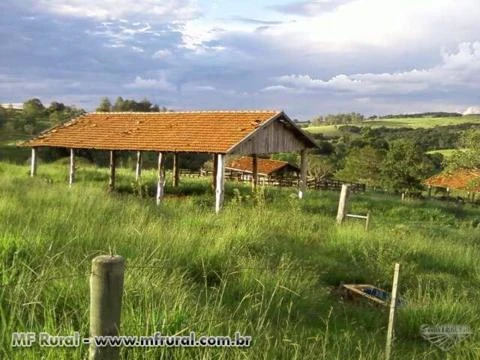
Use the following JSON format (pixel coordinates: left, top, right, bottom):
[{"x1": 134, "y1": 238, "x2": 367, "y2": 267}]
[
  {"x1": 22, "y1": 110, "x2": 318, "y2": 212},
  {"x1": 226, "y1": 156, "x2": 300, "y2": 181}
]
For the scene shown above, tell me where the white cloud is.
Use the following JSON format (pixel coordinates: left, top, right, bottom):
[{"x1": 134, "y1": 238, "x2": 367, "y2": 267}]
[
  {"x1": 124, "y1": 74, "x2": 174, "y2": 91},
  {"x1": 31, "y1": 0, "x2": 200, "y2": 22},
  {"x1": 272, "y1": 42, "x2": 480, "y2": 95},
  {"x1": 152, "y1": 49, "x2": 172, "y2": 59}
]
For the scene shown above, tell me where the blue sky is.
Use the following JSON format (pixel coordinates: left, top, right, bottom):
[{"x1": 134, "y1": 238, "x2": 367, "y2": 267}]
[{"x1": 1, "y1": 0, "x2": 480, "y2": 119}]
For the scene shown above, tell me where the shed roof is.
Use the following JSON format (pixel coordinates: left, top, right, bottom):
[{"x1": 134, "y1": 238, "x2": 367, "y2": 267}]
[
  {"x1": 22, "y1": 110, "x2": 317, "y2": 154},
  {"x1": 424, "y1": 168, "x2": 480, "y2": 192},
  {"x1": 226, "y1": 156, "x2": 299, "y2": 175}
]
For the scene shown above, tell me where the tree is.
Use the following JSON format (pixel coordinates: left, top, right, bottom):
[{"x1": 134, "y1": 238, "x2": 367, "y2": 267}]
[
  {"x1": 97, "y1": 97, "x2": 112, "y2": 112},
  {"x1": 0, "y1": 105, "x2": 6, "y2": 129},
  {"x1": 446, "y1": 129, "x2": 480, "y2": 170},
  {"x1": 380, "y1": 140, "x2": 435, "y2": 192},
  {"x1": 308, "y1": 155, "x2": 337, "y2": 179},
  {"x1": 336, "y1": 146, "x2": 385, "y2": 186}
]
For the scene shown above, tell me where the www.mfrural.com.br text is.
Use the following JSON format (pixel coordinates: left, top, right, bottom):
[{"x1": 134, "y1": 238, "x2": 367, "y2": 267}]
[{"x1": 12, "y1": 331, "x2": 252, "y2": 348}]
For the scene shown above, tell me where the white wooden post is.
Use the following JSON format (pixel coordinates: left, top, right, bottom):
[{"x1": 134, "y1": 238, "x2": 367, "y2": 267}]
[
  {"x1": 299, "y1": 149, "x2": 307, "y2": 199},
  {"x1": 336, "y1": 184, "x2": 349, "y2": 224},
  {"x1": 156, "y1": 152, "x2": 165, "y2": 205},
  {"x1": 30, "y1": 148, "x2": 37, "y2": 177},
  {"x1": 252, "y1": 154, "x2": 258, "y2": 191},
  {"x1": 385, "y1": 263, "x2": 400, "y2": 360},
  {"x1": 69, "y1": 148, "x2": 75, "y2": 186},
  {"x1": 135, "y1": 151, "x2": 142, "y2": 181},
  {"x1": 215, "y1": 153, "x2": 225, "y2": 214}
]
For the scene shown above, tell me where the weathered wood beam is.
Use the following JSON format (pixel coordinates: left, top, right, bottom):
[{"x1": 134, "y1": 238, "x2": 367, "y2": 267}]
[
  {"x1": 212, "y1": 153, "x2": 218, "y2": 191},
  {"x1": 109, "y1": 150, "x2": 116, "y2": 192},
  {"x1": 172, "y1": 152, "x2": 179, "y2": 187},
  {"x1": 69, "y1": 148, "x2": 75, "y2": 186},
  {"x1": 156, "y1": 152, "x2": 165, "y2": 205},
  {"x1": 298, "y1": 149, "x2": 307, "y2": 199},
  {"x1": 135, "y1": 151, "x2": 142, "y2": 181},
  {"x1": 215, "y1": 153, "x2": 225, "y2": 214},
  {"x1": 30, "y1": 148, "x2": 38, "y2": 177},
  {"x1": 252, "y1": 154, "x2": 258, "y2": 191}
]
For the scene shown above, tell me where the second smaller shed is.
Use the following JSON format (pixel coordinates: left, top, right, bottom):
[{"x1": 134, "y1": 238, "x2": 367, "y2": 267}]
[{"x1": 226, "y1": 156, "x2": 300, "y2": 181}]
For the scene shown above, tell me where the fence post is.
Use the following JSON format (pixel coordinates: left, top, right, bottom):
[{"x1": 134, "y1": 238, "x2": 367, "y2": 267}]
[
  {"x1": 89, "y1": 255, "x2": 125, "y2": 360},
  {"x1": 385, "y1": 263, "x2": 400, "y2": 360},
  {"x1": 365, "y1": 211, "x2": 371, "y2": 231},
  {"x1": 336, "y1": 184, "x2": 349, "y2": 224}
]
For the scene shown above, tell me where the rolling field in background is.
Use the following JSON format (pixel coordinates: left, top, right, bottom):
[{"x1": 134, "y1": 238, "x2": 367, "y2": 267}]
[{"x1": 306, "y1": 115, "x2": 480, "y2": 137}]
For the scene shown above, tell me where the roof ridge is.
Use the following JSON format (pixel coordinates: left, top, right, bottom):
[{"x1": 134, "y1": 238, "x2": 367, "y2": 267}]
[{"x1": 91, "y1": 110, "x2": 280, "y2": 114}]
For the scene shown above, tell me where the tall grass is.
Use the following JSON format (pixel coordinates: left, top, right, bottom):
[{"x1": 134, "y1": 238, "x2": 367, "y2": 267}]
[{"x1": 1, "y1": 162, "x2": 480, "y2": 359}]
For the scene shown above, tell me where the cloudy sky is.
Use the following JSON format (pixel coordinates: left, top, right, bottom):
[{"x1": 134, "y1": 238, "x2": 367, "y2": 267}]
[{"x1": 1, "y1": 0, "x2": 479, "y2": 119}]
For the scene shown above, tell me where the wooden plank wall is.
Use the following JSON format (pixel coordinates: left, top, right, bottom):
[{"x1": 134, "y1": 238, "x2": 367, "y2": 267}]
[{"x1": 230, "y1": 120, "x2": 307, "y2": 155}]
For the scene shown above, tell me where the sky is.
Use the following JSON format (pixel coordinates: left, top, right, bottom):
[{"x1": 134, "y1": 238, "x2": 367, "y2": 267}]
[{"x1": 1, "y1": 0, "x2": 480, "y2": 119}]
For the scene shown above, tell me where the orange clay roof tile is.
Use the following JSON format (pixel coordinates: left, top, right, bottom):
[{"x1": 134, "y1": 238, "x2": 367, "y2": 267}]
[
  {"x1": 226, "y1": 156, "x2": 299, "y2": 175},
  {"x1": 22, "y1": 111, "x2": 281, "y2": 153},
  {"x1": 424, "y1": 168, "x2": 480, "y2": 192}
]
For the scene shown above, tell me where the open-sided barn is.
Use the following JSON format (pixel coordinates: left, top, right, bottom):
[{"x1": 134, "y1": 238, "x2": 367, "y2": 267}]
[{"x1": 22, "y1": 110, "x2": 318, "y2": 212}]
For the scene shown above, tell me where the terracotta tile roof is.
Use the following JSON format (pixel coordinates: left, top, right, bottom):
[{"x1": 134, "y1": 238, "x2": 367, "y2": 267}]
[
  {"x1": 424, "y1": 168, "x2": 480, "y2": 192},
  {"x1": 22, "y1": 111, "x2": 281, "y2": 153},
  {"x1": 226, "y1": 156, "x2": 299, "y2": 175}
]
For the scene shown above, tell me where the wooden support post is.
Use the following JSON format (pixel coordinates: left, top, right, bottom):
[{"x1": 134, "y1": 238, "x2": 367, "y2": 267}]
[
  {"x1": 108, "y1": 151, "x2": 116, "y2": 192},
  {"x1": 215, "y1": 154, "x2": 225, "y2": 214},
  {"x1": 299, "y1": 149, "x2": 307, "y2": 199},
  {"x1": 427, "y1": 186, "x2": 432, "y2": 198},
  {"x1": 252, "y1": 154, "x2": 258, "y2": 191},
  {"x1": 365, "y1": 211, "x2": 371, "y2": 231},
  {"x1": 212, "y1": 153, "x2": 218, "y2": 191},
  {"x1": 89, "y1": 255, "x2": 125, "y2": 360},
  {"x1": 172, "y1": 152, "x2": 179, "y2": 187},
  {"x1": 336, "y1": 184, "x2": 349, "y2": 224},
  {"x1": 472, "y1": 193, "x2": 476, "y2": 203},
  {"x1": 69, "y1": 148, "x2": 76, "y2": 186},
  {"x1": 156, "y1": 152, "x2": 165, "y2": 205},
  {"x1": 30, "y1": 147, "x2": 37, "y2": 177},
  {"x1": 385, "y1": 263, "x2": 400, "y2": 360},
  {"x1": 135, "y1": 151, "x2": 142, "y2": 181}
]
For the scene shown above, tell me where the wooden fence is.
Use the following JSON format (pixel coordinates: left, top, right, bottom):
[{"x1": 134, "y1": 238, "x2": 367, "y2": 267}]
[{"x1": 179, "y1": 169, "x2": 366, "y2": 192}]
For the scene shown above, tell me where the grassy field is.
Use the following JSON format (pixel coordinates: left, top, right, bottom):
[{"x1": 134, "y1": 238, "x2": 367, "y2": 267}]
[
  {"x1": 307, "y1": 116, "x2": 480, "y2": 137},
  {"x1": 1, "y1": 161, "x2": 480, "y2": 359}
]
